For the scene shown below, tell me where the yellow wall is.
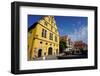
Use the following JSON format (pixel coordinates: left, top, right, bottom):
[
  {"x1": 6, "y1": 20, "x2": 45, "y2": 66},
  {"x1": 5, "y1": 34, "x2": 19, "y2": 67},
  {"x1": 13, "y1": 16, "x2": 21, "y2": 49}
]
[{"x1": 28, "y1": 16, "x2": 59, "y2": 60}]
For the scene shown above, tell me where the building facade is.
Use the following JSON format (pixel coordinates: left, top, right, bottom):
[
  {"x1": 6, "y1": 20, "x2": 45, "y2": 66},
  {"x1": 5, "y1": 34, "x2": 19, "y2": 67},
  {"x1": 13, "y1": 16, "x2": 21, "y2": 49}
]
[
  {"x1": 28, "y1": 16, "x2": 59, "y2": 60},
  {"x1": 60, "y1": 35, "x2": 73, "y2": 50},
  {"x1": 73, "y1": 41, "x2": 87, "y2": 52}
]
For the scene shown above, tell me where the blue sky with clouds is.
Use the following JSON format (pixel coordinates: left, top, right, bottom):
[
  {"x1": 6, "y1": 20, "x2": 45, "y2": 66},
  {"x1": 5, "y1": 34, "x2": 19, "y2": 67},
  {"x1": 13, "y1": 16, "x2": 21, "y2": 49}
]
[{"x1": 28, "y1": 15, "x2": 88, "y2": 44}]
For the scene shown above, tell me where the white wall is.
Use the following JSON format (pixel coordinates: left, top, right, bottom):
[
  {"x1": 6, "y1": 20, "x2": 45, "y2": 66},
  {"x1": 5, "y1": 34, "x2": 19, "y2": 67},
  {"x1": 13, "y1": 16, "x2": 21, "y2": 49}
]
[{"x1": 0, "y1": 0, "x2": 99, "y2": 76}]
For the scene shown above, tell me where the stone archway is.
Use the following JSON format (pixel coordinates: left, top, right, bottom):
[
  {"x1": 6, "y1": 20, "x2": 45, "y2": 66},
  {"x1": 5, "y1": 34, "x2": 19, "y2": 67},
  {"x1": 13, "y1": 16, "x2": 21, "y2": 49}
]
[
  {"x1": 38, "y1": 49, "x2": 42, "y2": 57},
  {"x1": 48, "y1": 47, "x2": 52, "y2": 55}
]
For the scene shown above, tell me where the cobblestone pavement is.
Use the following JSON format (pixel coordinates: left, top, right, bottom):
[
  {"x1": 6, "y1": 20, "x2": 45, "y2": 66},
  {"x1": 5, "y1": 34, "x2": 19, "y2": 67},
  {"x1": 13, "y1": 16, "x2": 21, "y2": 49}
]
[
  {"x1": 34, "y1": 53, "x2": 87, "y2": 60},
  {"x1": 34, "y1": 55, "x2": 58, "y2": 60},
  {"x1": 33, "y1": 53, "x2": 64, "y2": 60}
]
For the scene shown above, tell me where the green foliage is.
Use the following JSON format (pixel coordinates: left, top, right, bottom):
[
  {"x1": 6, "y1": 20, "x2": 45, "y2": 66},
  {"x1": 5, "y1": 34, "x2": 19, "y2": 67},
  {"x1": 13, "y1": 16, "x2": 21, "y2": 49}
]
[{"x1": 60, "y1": 41, "x2": 66, "y2": 49}]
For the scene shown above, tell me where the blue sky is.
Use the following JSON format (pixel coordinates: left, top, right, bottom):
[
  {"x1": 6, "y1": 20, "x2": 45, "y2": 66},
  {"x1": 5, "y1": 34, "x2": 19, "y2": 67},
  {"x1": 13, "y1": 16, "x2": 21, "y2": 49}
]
[{"x1": 28, "y1": 15, "x2": 88, "y2": 44}]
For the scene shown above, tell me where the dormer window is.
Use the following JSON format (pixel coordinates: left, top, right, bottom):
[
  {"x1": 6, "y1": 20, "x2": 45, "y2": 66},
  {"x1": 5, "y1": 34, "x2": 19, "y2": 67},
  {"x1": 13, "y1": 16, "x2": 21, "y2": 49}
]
[
  {"x1": 44, "y1": 21, "x2": 48, "y2": 26},
  {"x1": 49, "y1": 33, "x2": 53, "y2": 40}
]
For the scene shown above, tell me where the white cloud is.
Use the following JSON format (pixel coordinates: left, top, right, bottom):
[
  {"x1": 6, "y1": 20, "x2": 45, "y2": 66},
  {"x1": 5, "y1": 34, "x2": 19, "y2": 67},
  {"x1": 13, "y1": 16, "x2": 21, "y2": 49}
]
[
  {"x1": 69, "y1": 25, "x2": 88, "y2": 43},
  {"x1": 58, "y1": 27, "x2": 64, "y2": 35}
]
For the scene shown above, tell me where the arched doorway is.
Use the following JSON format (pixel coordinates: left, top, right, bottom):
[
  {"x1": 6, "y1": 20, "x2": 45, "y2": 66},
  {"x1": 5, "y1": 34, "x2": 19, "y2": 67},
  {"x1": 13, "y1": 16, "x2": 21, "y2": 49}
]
[
  {"x1": 48, "y1": 47, "x2": 52, "y2": 55},
  {"x1": 38, "y1": 49, "x2": 42, "y2": 57}
]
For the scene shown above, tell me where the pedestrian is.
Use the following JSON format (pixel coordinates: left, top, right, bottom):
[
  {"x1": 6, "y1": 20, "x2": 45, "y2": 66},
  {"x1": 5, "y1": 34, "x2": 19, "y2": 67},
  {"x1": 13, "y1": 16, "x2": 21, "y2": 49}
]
[{"x1": 43, "y1": 56, "x2": 46, "y2": 60}]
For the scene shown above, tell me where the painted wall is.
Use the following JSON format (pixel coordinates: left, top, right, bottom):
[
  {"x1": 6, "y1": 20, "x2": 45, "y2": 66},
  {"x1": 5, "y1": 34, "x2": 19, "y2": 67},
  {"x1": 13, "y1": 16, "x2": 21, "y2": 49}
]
[{"x1": 28, "y1": 16, "x2": 59, "y2": 60}]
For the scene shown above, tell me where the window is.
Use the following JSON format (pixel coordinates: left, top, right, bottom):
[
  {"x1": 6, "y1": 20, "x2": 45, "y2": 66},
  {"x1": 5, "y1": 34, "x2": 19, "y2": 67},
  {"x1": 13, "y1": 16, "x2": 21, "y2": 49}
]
[
  {"x1": 40, "y1": 41, "x2": 42, "y2": 44},
  {"x1": 51, "y1": 26, "x2": 53, "y2": 31},
  {"x1": 46, "y1": 43, "x2": 48, "y2": 45},
  {"x1": 42, "y1": 29, "x2": 47, "y2": 38},
  {"x1": 49, "y1": 33, "x2": 53, "y2": 40},
  {"x1": 51, "y1": 20, "x2": 53, "y2": 25},
  {"x1": 42, "y1": 29, "x2": 44, "y2": 37},
  {"x1": 44, "y1": 52, "x2": 46, "y2": 56},
  {"x1": 50, "y1": 44, "x2": 52, "y2": 46},
  {"x1": 45, "y1": 30, "x2": 47, "y2": 38},
  {"x1": 44, "y1": 21, "x2": 48, "y2": 26},
  {"x1": 68, "y1": 39, "x2": 70, "y2": 45},
  {"x1": 55, "y1": 36, "x2": 57, "y2": 42}
]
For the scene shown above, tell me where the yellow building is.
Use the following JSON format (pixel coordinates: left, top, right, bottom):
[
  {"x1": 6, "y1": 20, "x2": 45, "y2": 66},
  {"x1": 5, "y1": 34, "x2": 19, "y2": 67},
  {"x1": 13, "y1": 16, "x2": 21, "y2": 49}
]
[{"x1": 28, "y1": 16, "x2": 59, "y2": 60}]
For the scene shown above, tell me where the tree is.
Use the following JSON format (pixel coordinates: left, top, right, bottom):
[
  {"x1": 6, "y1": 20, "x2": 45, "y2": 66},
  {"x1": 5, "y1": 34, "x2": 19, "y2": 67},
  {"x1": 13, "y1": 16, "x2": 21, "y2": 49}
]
[{"x1": 59, "y1": 41, "x2": 67, "y2": 53}]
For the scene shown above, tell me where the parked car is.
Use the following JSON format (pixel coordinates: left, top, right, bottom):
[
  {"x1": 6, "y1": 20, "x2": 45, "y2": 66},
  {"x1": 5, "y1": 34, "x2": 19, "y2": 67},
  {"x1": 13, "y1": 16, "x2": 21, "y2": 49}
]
[{"x1": 63, "y1": 48, "x2": 74, "y2": 55}]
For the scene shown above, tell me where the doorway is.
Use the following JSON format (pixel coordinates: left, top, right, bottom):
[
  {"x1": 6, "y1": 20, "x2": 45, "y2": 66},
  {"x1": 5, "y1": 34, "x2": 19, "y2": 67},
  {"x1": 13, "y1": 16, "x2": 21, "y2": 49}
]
[
  {"x1": 38, "y1": 49, "x2": 42, "y2": 57},
  {"x1": 48, "y1": 47, "x2": 52, "y2": 55}
]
